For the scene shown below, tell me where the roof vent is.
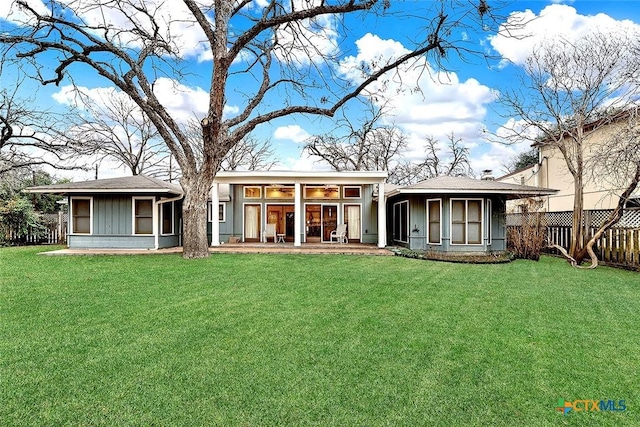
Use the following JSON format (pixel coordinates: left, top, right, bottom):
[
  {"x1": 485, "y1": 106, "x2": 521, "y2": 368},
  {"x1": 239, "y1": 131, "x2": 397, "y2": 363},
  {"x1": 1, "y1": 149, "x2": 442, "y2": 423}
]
[{"x1": 481, "y1": 169, "x2": 495, "y2": 181}]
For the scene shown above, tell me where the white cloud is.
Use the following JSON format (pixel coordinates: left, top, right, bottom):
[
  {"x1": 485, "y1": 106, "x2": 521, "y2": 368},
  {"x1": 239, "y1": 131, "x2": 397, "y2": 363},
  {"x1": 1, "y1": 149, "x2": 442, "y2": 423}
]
[
  {"x1": 0, "y1": 0, "x2": 49, "y2": 25},
  {"x1": 338, "y1": 33, "x2": 496, "y2": 163},
  {"x1": 274, "y1": 125, "x2": 311, "y2": 143},
  {"x1": 489, "y1": 4, "x2": 640, "y2": 66}
]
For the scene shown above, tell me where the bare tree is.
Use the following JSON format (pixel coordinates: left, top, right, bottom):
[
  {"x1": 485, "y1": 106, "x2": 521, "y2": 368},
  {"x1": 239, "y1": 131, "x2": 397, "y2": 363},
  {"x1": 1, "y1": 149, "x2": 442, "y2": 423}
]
[
  {"x1": 304, "y1": 103, "x2": 406, "y2": 172},
  {"x1": 2, "y1": 0, "x2": 508, "y2": 258},
  {"x1": 0, "y1": 64, "x2": 77, "y2": 175},
  {"x1": 498, "y1": 30, "x2": 640, "y2": 265},
  {"x1": 389, "y1": 133, "x2": 473, "y2": 185},
  {"x1": 63, "y1": 90, "x2": 170, "y2": 178},
  {"x1": 221, "y1": 136, "x2": 278, "y2": 171}
]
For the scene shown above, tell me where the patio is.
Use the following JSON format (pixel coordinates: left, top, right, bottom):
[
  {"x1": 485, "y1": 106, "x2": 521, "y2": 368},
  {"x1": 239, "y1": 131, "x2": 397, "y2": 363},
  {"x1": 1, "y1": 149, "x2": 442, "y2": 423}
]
[{"x1": 38, "y1": 243, "x2": 393, "y2": 256}]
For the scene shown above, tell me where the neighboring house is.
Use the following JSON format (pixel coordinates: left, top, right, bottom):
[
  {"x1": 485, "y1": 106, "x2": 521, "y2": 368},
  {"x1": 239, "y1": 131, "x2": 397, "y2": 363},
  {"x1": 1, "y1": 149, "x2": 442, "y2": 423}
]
[
  {"x1": 498, "y1": 116, "x2": 640, "y2": 213},
  {"x1": 25, "y1": 175, "x2": 183, "y2": 250},
  {"x1": 25, "y1": 171, "x2": 556, "y2": 254},
  {"x1": 385, "y1": 175, "x2": 556, "y2": 253}
]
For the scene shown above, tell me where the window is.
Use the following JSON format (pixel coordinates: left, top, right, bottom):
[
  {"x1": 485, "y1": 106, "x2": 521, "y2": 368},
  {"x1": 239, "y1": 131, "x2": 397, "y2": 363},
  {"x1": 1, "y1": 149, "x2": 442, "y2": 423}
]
[
  {"x1": 304, "y1": 185, "x2": 339, "y2": 199},
  {"x1": 343, "y1": 186, "x2": 361, "y2": 198},
  {"x1": 208, "y1": 202, "x2": 226, "y2": 222},
  {"x1": 393, "y1": 201, "x2": 409, "y2": 243},
  {"x1": 486, "y1": 199, "x2": 492, "y2": 245},
  {"x1": 71, "y1": 198, "x2": 91, "y2": 234},
  {"x1": 161, "y1": 202, "x2": 173, "y2": 235},
  {"x1": 427, "y1": 199, "x2": 441, "y2": 244},
  {"x1": 451, "y1": 199, "x2": 483, "y2": 245},
  {"x1": 244, "y1": 186, "x2": 261, "y2": 198},
  {"x1": 134, "y1": 198, "x2": 154, "y2": 235},
  {"x1": 265, "y1": 186, "x2": 294, "y2": 199}
]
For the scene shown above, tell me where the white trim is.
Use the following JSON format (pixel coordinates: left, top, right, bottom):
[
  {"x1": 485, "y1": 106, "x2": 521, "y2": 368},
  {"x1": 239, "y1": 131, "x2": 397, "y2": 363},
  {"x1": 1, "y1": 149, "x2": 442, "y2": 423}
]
[
  {"x1": 378, "y1": 182, "x2": 386, "y2": 248},
  {"x1": 426, "y1": 198, "x2": 442, "y2": 245},
  {"x1": 392, "y1": 200, "x2": 409, "y2": 244},
  {"x1": 214, "y1": 170, "x2": 387, "y2": 185},
  {"x1": 265, "y1": 185, "x2": 295, "y2": 199},
  {"x1": 450, "y1": 198, "x2": 484, "y2": 245},
  {"x1": 303, "y1": 185, "x2": 340, "y2": 199},
  {"x1": 343, "y1": 203, "x2": 362, "y2": 240},
  {"x1": 294, "y1": 182, "x2": 302, "y2": 246},
  {"x1": 132, "y1": 196, "x2": 156, "y2": 236},
  {"x1": 486, "y1": 199, "x2": 492, "y2": 245},
  {"x1": 160, "y1": 201, "x2": 174, "y2": 235},
  {"x1": 69, "y1": 196, "x2": 93, "y2": 235},
  {"x1": 207, "y1": 202, "x2": 226, "y2": 222},
  {"x1": 243, "y1": 186, "x2": 262, "y2": 199},
  {"x1": 242, "y1": 202, "x2": 262, "y2": 242},
  {"x1": 343, "y1": 185, "x2": 362, "y2": 199}
]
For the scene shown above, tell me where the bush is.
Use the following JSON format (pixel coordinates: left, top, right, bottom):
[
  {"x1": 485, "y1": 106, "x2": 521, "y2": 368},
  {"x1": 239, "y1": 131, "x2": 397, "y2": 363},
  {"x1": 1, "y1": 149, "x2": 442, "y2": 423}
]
[
  {"x1": 507, "y1": 212, "x2": 546, "y2": 261},
  {"x1": 0, "y1": 196, "x2": 47, "y2": 245}
]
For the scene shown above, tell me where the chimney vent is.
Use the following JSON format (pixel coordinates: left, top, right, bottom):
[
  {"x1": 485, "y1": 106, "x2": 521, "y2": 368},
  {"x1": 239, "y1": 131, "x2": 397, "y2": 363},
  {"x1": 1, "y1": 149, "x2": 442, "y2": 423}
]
[{"x1": 481, "y1": 169, "x2": 495, "y2": 181}]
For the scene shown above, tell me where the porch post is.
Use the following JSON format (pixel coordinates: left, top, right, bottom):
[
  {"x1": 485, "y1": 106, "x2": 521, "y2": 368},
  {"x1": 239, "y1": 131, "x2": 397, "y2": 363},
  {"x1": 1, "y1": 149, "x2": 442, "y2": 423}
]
[
  {"x1": 377, "y1": 181, "x2": 386, "y2": 248},
  {"x1": 210, "y1": 182, "x2": 220, "y2": 246},
  {"x1": 294, "y1": 181, "x2": 302, "y2": 247}
]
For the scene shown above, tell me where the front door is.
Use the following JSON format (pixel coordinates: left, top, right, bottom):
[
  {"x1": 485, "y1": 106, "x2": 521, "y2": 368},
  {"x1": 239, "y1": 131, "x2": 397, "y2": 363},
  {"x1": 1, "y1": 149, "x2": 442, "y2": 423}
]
[
  {"x1": 344, "y1": 204, "x2": 361, "y2": 242},
  {"x1": 266, "y1": 204, "x2": 294, "y2": 242},
  {"x1": 244, "y1": 204, "x2": 261, "y2": 242},
  {"x1": 322, "y1": 204, "x2": 338, "y2": 242}
]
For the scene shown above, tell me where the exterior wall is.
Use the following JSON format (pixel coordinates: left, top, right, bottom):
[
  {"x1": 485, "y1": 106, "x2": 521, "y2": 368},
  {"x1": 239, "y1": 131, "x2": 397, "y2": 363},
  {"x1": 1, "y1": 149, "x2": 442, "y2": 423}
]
[
  {"x1": 218, "y1": 183, "x2": 379, "y2": 243},
  {"x1": 67, "y1": 194, "x2": 181, "y2": 250},
  {"x1": 388, "y1": 194, "x2": 507, "y2": 253}
]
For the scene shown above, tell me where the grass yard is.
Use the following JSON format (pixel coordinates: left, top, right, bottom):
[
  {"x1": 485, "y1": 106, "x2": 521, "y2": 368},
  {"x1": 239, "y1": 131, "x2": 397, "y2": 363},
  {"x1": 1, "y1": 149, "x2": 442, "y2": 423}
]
[{"x1": 1, "y1": 246, "x2": 639, "y2": 426}]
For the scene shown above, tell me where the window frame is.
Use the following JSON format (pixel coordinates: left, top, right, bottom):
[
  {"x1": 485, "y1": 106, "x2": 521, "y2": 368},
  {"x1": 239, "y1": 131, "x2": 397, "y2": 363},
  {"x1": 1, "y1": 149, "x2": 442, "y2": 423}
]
[
  {"x1": 393, "y1": 200, "x2": 409, "y2": 243},
  {"x1": 208, "y1": 202, "x2": 226, "y2": 222},
  {"x1": 132, "y1": 196, "x2": 155, "y2": 236},
  {"x1": 486, "y1": 199, "x2": 492, "y2": 245},
  {"x1": 265, "y1": 185, "x2": 295, "y2": 199},
  {"x1": 70, "y1": 197, "x2": 93, "y2": 235},
  {"x1": 243, "y1": 186, "x2": 262, "y2": 199},
  {"x1": 450, "y1": 198, "x2": 484, "y2": 245},
  {"x1": 304, "y1": 185, "x2": 340, "y2": 199},
  {"x1": 343, "y1": 186, "x2": 362, "y2": 199},
  {"x1": 426, "y1": 198, "x2": 442, "y2": 245},
  {"x1": 160, "y1": 201, "x2": 174, "y2": 235}
]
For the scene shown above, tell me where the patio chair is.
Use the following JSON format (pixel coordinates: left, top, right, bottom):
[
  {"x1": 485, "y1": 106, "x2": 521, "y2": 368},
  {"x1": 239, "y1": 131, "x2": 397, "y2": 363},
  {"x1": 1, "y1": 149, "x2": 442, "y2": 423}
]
[
  {"x1": 262, "y1": 223, "x2": 277, "y2": 243},
  {"x1": 330, "y1": 224, "x2": 348, "y2": 244}
]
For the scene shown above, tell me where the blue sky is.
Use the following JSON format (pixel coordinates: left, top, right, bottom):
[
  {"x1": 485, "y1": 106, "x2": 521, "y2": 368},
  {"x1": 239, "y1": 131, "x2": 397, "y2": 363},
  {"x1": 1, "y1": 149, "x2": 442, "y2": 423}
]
[{"x1": 2, "y1": 0, "x2": 640, "y2": 181}]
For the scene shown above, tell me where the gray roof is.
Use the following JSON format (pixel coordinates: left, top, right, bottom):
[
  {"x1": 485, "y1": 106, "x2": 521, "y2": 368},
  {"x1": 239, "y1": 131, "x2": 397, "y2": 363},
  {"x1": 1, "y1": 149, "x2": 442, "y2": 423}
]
[
  {"x1": 24, "y1": 175, "x2": 183, "y2": 196},
  {"x1": 386, "y1": 175, "x2": 557, "y2": 199}
]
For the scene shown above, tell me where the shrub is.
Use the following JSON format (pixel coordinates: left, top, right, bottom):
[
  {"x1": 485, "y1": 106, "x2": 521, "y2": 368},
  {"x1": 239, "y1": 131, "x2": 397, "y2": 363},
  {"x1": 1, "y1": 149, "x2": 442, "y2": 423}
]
[{"x1": 507, "y1": 212, "x2": 546, "y2": 261}]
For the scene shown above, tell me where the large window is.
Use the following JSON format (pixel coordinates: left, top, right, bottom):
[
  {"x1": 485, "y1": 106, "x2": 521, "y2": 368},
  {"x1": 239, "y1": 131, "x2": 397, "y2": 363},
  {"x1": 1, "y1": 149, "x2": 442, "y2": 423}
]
[
  {"x1": 304, "y1": 185, "x2": 339, "y2": 199},
  {"x1": 265, "y1": 186, "x2": 294, "y2": 199},
  {"x1": 134, "y1": 198, "x2": 154, "y2": 235},
  {"x1": 244, "y1": 186, "x2": 261, "y2": 199},
  {"x1": 71, "y1": 197, "x2": 92, "y2": 234},
  {"x1": 161, "y1": 202, "x2": 173, "y2": 235},
  {"x1": 451, "y1": 199, "x2": 482, "y2": 245},
  {"x1": 427, "y1": 199, "x2": 441, "y2": 244},
  {"x1": 393, "y1": 201, "x2": 409, "y2": 243}
]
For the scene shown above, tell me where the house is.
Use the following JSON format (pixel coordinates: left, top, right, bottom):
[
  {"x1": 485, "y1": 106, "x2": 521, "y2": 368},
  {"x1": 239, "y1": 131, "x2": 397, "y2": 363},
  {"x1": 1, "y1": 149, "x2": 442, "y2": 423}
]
[
  {"x1": 24, "y1": 175, "x2": 183, "y2": 250},
  {"x1": 385, "y1": 175, "x2": 557, "y2": 253},
  {"x1": 498, "y1": 115, "x2": 640, "y2": 213},
  {"x1": 25, "y1": 171, "x2": 556, "y2": 254}
]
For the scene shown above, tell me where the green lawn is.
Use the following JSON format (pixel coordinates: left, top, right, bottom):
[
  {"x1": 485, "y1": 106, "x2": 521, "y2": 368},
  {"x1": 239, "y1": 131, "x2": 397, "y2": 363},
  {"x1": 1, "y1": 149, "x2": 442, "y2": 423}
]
[{"x1": 1, "y1": 246, "x2": 638, "y2": 426}]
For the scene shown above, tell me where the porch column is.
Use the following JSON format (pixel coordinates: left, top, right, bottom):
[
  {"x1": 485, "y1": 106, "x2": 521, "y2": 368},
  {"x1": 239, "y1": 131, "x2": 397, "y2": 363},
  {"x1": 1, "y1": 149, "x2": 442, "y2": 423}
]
[
  {"x1": 210, "y1": 182, "x2": 220, "y2": 246},
  {"x1": 294, "y1": 181, "x2": 302, "y2": 247},
  {"x1": 377, "y1": 181, "x2": 386, "y2": 248}
]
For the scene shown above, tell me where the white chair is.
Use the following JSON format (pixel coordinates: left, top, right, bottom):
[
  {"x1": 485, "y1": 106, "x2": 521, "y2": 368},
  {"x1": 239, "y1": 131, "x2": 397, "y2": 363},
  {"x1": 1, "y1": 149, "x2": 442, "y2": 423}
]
[
  {"x1": 330, "y1": 224, "x2": 348, "y2": 244},
  {"x1": 262, "y1": 223, "x2": 277, "y2": 243}
]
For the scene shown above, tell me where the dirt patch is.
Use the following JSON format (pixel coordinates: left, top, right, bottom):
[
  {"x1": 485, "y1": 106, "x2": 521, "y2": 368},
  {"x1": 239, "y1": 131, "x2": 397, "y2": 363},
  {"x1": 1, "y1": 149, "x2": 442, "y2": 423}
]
[{"x1": 390, "y1": 247, "x2": 513, "y2": 264}]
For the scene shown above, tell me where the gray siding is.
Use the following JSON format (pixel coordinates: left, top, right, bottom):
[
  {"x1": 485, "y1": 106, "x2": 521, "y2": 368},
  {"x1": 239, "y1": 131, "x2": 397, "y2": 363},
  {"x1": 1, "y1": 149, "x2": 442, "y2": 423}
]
[
  {"x1": 93, "y1": 196, "x2": 132, "y2": 235},
  {"x1": 68, "y1": 235, "x2": 155, "y2": 249},
  {"x1": 390, "y1": 194, "x2": 508, "y2": 253}
]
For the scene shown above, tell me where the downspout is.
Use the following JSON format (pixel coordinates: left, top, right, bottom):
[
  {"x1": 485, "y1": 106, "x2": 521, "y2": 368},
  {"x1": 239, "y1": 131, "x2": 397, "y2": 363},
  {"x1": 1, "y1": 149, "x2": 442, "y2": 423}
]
[{"x1": 155, "y1": 194, "x2": 184, "y2": 250}]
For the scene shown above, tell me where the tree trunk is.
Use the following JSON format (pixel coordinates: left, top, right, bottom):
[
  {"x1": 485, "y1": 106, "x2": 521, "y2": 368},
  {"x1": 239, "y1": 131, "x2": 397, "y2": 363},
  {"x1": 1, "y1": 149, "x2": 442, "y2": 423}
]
[{"x1": 181, "y1": 174, "x2": 214, "y2": 259}]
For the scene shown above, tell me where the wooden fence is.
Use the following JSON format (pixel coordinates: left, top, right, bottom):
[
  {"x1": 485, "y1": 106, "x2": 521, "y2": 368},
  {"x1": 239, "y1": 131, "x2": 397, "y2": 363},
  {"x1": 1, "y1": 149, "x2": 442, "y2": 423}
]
[
  {"x1": 2, "y1": 212, "x2": 67, "y2": 246},
  {"x1": 507, "y1": 209, "x2": 640, "y2": 268}
]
